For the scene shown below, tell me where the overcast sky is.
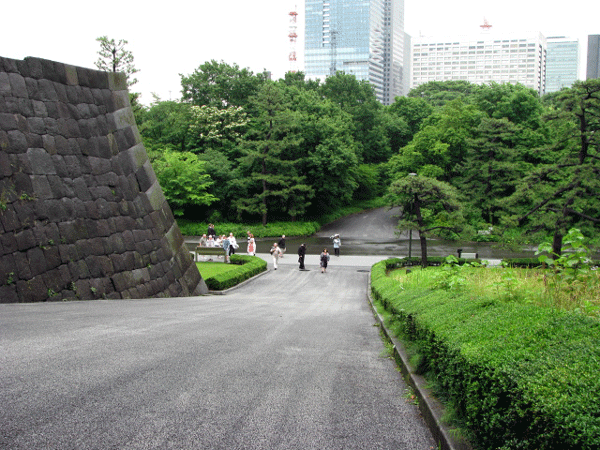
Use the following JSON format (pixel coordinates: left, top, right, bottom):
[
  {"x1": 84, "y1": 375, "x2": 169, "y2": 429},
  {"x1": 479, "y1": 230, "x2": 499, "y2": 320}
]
[{"x1": 1, "y1": 0, "x2": 598, "y2": 105}]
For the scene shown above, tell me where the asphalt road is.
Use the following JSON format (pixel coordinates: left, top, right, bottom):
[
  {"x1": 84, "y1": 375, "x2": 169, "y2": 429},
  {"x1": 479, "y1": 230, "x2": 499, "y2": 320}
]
[{"x1": 0, "y1": 265, "x2": 436, "y2": 449}]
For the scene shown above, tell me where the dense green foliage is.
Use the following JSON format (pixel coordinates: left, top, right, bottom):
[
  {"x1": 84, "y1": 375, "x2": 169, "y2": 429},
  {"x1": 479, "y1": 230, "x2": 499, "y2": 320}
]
[
  {"x1": 180, "y1": 220, "x2": 320, "y2": 239},
  {"x1": 137, "y1": 64, "x2": 393, "y2": 224},
  {"x1": 177, "y1": 198, "x2": 386, "y2": 238},
  {"x1": 371, "y1": 258, "x2": 600, "y2": 449},
  {"x1": 198, "y1": 254, "x2": 267, "y2": 290},
  {"x1": 136, "y1": 59, "x2": 599, "y2": 249}
]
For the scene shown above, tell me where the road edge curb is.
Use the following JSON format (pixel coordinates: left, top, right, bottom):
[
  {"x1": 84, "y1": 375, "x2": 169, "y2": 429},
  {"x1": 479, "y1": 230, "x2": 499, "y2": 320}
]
[{"x1": 366, "y1": 276, "x2": 473, "y2": 450}]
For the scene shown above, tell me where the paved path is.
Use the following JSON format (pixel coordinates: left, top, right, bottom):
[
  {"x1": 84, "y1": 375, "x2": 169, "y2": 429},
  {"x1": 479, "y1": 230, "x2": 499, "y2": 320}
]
[{"x1": 0, "y1": 264, "x2": 436, "y2": 449}]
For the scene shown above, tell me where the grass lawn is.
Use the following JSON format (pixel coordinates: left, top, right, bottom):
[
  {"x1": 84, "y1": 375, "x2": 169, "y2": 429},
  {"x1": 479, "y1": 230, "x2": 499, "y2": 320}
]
[
  {"x1": 196, "y1": 261, "x2": 242, "y2": 279},
  {"x1": 390, "y1": 264, "x2": 600, "y2": 317}
]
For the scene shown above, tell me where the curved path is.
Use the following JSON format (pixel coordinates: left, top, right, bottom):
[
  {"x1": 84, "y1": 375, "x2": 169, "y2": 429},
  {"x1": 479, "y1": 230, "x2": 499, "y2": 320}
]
[{"x1": 0, "y1": 264, "x2": 435, "y2": 449}]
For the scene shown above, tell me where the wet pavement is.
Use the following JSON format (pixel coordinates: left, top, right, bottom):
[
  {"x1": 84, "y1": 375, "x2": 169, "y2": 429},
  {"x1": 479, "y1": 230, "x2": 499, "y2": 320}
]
[{"x1": 186, "y1": 207, "x2": 541, "y2": 261}]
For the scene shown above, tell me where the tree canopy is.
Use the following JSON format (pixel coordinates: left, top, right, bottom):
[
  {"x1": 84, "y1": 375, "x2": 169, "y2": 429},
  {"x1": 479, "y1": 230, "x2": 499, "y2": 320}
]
[{"x1": 136, "y1": 62, "x2": 599, "y2": 247}]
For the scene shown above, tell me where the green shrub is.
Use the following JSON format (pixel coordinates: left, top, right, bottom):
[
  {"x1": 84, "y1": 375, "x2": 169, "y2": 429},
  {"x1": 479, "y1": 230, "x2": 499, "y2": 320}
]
[
  {"x1": 178, "y1": 199, "x2": 388, "y2": 238},
  {"x1": 371, "y1": 259, "x2": 600, "y2": 449},
  {"x1": 178, "y1": 220, "x2": 320, "y2": 238},
  {"x1": 201, "y1": 255, "x2": 267, "y2": 290},
  {"x1": 501, "y1": 258, "x2": 541, "y2": 268}
]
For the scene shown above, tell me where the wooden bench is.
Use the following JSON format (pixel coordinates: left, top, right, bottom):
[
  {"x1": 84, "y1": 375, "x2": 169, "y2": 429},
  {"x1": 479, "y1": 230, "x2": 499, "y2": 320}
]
[{"x1": 194, "y1": 246, "x2": 227, "y2": 262}]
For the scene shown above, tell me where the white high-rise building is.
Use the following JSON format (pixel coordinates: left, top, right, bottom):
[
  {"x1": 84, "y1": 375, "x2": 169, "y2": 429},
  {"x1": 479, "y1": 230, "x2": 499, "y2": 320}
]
[
  {"x1": 411, "y1": 32, "x2": 547, "y2": 95},
  {"x1": 546, "y1": 36, "x2": 579, "y2": 93},
  {"x1": 587, "y1": 35, "x2": 600, "y2": 80},
  {"x1": 304, "y1": 0, "x2": 406, "y2": 104}
]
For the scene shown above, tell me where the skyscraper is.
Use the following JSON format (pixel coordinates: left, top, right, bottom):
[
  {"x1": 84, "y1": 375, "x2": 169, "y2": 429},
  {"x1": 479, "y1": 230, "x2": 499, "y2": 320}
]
[
  {"x1": 546, "y1": 36, "x2": 579, "y2": 93},
  {"x1": 304, "y1": 0, "x2": 405, "y2": 104},
  {"x1": 411, "y1": 32, "x2": 547, "y2": 96},
  {"x1": 587, "y1": 35, "x2": 600, "y2": 80}
]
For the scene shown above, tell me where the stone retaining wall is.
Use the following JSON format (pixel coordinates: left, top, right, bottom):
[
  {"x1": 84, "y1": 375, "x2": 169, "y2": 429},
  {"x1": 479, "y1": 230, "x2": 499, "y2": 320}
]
[{"x1": 0, "y1": 56, "x2": 207, "y2": 302}]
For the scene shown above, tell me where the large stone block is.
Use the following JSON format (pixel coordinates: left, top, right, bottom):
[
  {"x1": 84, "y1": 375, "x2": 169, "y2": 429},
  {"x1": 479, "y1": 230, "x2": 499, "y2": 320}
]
[
  {"x1": 8, "y1": 73, "x2": 28, "y2": 98},
  {"x1": 1, "y1": 56, "x2": 204, "y2": 302}
]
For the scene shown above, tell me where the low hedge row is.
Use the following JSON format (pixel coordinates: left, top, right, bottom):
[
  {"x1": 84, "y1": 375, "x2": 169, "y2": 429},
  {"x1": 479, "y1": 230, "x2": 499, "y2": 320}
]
[
  {"x1": 177, "y1": 220, "x2": 320, "y2": 239},
  {"x1": 203, "y1": 255, "x2": 267, "y2": 291},
  {"x1": 502, "y1": 257, "x2": 600, "y2": 269},
  {"x1": 392, "y1": 256, "x2": 482, "y2": 267},
  {"x1": 371, "y1": 258, "x2": 600, "y2": 450}
]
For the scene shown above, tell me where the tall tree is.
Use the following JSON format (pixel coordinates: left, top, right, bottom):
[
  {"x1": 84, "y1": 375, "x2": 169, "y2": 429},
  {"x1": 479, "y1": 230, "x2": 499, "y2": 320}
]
[
  {"x1": 180, "y1": 60, "x2": 266, "y2": 109},
  {"x1": 95, "y1": 36, "x2": 139, "y2": 87},
  {"x1": 458, "y1": 117, "x2": 530, "y2": 226},
  {"x1": 387, "y1": 99, "x2": 481, "y2": 181},
  {"x1": 387, "y1": 96, "x2": 433, "y2": 140},
  {"x1": 234, "y1": 82, "x2": 312, "y2": 225},
  {"x1": 510, "y1": 80, "x2": 600, "y2": 255},
  {"x1": 137, "y1": 100, "x2": 194, "y2": 152},
  {"x1": 150, "y1": 150, "x2": 217, "y2": 216},
  {"x1": 291, "y1": 89, "x2": 360, "y2": 212},
  {"x1": 319, "y1": 72, "x2": 390, "y2": 163},
  {"x1": 407, "y1": 80, "x2": 478, "y2": 108},
  {"x1": 387, "y1": 175, "x2": 465, "y2": 267}
]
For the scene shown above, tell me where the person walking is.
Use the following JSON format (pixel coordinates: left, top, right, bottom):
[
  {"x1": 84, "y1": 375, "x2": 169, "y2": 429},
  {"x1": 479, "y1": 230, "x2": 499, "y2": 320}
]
[
  {"x1": 320, "y1": 248, "x2": 330, "y2": 273},
  {"x1": 247, "y1": 233, "x2": 256, "y2": 256},
  {"x1": 278, "y1": 235, "x2": 286, "y2": 257},
  {"x1": 298, "y1": 243, "x2": 306, "y2": 270},
  {"x1": 228, "y1": 233, "x2": 238, "y2": 257},
  {"x1": 332, "y1": 234, "x2": 341, "y2": 257},
  {"x1": 270, "y1": 243, "x2": 283, "y2": 270},
  {"x1": 222, "y1": 235, "x2": 231, "y2": 263},
  {"x1": 197, "y1": 234, "x2": 208, "y2": 261}
]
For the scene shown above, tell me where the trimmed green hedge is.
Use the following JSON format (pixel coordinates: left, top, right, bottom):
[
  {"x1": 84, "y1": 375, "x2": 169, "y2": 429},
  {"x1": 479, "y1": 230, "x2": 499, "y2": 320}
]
[
  {"x1": 371, "y1": 258, "x2": 600, "y2": 450},
  {"x1": 177, "y1": 199, "x2": 387, "y2": 238},
  {"x1": 178, "y1": 220, "x2": 320, "y2": 239},
  {"x1": 502, "y1": 257, "x2": 600, "y2": 269},
  {"x1": 501, "y1": 258, "x2": 541, "y2": 268},
  {"x1": 202, "y1": 255, "x2": 267, "y2": 291},
  {"x1": 391, "y1": 256, "x2": 482, "y2": 267}
]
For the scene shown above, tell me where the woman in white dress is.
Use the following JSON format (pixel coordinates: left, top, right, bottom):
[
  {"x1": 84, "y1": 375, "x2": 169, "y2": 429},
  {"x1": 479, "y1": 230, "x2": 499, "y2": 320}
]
[{"x1": 247, "y1": 233, "x2": 256, "y2": 256}]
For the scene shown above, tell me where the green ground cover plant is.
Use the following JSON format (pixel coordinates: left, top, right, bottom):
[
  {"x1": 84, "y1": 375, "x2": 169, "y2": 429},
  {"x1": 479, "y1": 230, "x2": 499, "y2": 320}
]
[
  {"x1": 177, "y1": 198, "x2": 386, "y2": 238},
  {"x1": 197, "y1": 254, "x2": 267, "y2": 290},
  {"x1": 196, "y1": 261, "x2": 241, "y2": 280},
  {"x1": 181, "y1": 220, "x2": 320, "y2": 239},
  {"x1": 371, "y1": 256, "x2": 600, "y2": 449}
]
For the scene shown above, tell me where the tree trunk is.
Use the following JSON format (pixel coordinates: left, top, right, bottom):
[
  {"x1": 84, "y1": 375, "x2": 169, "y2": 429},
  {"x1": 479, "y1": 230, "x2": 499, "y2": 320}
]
[
  {"x1": 552, "y1": 229, "x2": 563, "y2": 259},
  {"x1": 414, "y1": 193, "x2": 428, "y2": 268},
  {"x1": 261, "y1": 167, "x2": 268, "y2": 226},
  {"x1": 419, "y1": 231, "x2": 428, "y2": 268}
]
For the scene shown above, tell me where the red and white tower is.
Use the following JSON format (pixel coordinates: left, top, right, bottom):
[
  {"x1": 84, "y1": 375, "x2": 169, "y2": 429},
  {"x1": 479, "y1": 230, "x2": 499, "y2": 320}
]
[
  {"x1": 289, "y1": 6, "x2": 298, "y2": 73},
  {"x1": 480, "y1": 18, "x2": 493, "y2": 32}
]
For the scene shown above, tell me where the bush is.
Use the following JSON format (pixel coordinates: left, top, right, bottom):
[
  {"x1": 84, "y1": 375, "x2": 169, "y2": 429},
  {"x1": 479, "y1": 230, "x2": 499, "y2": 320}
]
[
  {"x1": 371, "y1": 258, "x2": 600, "y2": 449},
  {"x1": 178, "y1": 220, "x2": 320, "y2": 239},
  {"x1": 501, "y1": 258, "x2": 541, "y2": 268},
  {"x1": 177, "y1": 198, "x2": 387, "y2": 238},
  {"x1": 202, "y1": 255, "x2": 267, "y2": 290},
  {"x1": 387, "y1": 256, "x2": 481, "y2": 268}
]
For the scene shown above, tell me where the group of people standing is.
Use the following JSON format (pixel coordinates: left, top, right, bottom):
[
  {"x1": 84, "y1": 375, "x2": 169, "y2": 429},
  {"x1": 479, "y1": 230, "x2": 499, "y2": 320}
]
[
  {"x1": 198, "y1": 224, "x2": 239, "y2": 263},
  {"x1": 200, "y1": 224, "x2": 340, "y2": 273},
  {"x1": 271, "y1": 236, "x2": 338, "y2": 273}
]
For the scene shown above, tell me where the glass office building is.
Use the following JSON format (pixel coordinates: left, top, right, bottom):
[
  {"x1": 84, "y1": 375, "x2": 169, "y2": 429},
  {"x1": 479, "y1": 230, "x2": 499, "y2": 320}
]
[
  {"x1": 305, "y1": 0, "x2": 405, "y2": 104},
  {"x1": 546, "y1": 36, "x2": 579, "y2": 93}
]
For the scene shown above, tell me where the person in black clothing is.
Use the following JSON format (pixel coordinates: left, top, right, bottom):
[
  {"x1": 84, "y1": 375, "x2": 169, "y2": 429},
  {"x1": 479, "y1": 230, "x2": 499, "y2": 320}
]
[
  {"x1": 278, "y1": 235, "x2": 286, "y2": 257},
  {"x1": 298, "y1": 243, "x2": 306, "y2": 270},
  {"x1": 207, "y1": 223, "x2": 216, "y2": 239}
]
